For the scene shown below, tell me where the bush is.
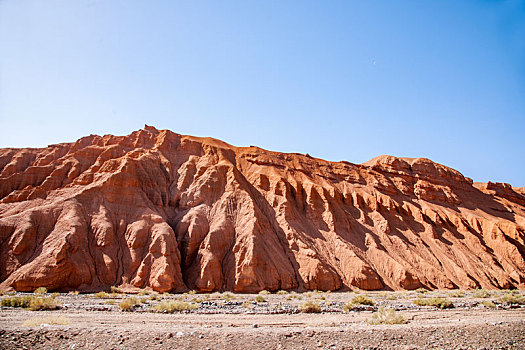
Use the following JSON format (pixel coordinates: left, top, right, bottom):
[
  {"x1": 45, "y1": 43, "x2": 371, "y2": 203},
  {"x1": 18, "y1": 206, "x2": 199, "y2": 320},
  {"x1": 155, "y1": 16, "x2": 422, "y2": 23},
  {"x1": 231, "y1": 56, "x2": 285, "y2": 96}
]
[
  {"x1": 414, "y1": 288, "x2": 428, "y2": 294},
  {"x1": 498, "y1": 293, "x2": 525, "y2": 305},
  {"x1": 259, "y1": 290, "x2": 270, "y2": 295},
  {"x1": 28, "y1": 297, "x2": 60, "y2": 311},
  {"x1": 414, "y1": 297, "x2": 453, "y2": 309},
  {"x1": 276, "y1": 290, "x2": 289, "y2": 295},
  {"x1": 34, "y1": 287, "x2": 47, "y2": 294},
  {"x1": 350, "y1": 295, "x2": 375, "y2": 306},
  {"x1": 119, "y1": 297, "x2": 140, "y2": 311},
  {"x1": 255, "y1": 295, "x2": 266, "y2": 303},
  {"x1": 94, "y1": 291, "x2": 109, "y2": 298},
  {"x1": 299, "y1": 301, "x2": 321, "y2": 313},
  {"x1": 368, "y1": 308, "x2": 407, "y2": 325},
  {"x1": 1, "y1": 296, "x2": 33, "y2": 308},
  {"x1": 137, "y1": 290, "x2": 150, "y2": 296},
  {"x1": 1, "y1": 296, "x2": 60, "y2": 311},
  {"x1": 153, "y1": 301, "x2": 198, "y2": 313},
  {"x1": 188, "y1": 290, "x2": 197, "y2": 295}
]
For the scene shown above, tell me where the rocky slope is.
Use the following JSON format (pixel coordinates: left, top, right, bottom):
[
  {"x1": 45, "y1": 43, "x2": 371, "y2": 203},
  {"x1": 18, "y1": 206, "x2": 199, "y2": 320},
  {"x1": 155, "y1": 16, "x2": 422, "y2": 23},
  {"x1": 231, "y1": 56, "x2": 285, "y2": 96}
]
[{"x1": 0, "y1": 126, "x2": 524, "y2": 292}]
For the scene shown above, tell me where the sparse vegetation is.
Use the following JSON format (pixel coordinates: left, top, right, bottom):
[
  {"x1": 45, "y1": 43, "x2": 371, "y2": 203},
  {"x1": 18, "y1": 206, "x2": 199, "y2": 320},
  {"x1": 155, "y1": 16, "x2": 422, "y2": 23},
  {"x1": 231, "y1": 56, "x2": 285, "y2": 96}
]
[
  {"x1": 94, "y1": 291, "x2": 109, "y2": 298},
  {"x1": 241, "y1": 302, "x2": 253, "y2": 309},
  {"x1": 22, "y1": 316, "x2": 70, "y2": 327},
  {"x1": 222, "y1": 293, "x2": 233, "y2": 302},
  {"x1": 188, "y1": 290, "x2": 197, "y2": 295},
  {"x1": 299, "y1": 300, "x2": 321, "y2": 313},
  {"x1": 414, "y1": 288, "x2": 428, "y2": 294},
  {"x1": 255, "y1": 295, "x2": 266, "y2": 303},
  {"x1": 34, "y1": 287, "x2": 47, "y2": 294},
  {"x1": 1, "y1": 296, "x2": 60, "y2": 311},
  {"x1": 110, "y1": 286, "x2": 122, "y2": 294},
  {"x1": 349, "y1": 295, "x2": 375, "y2": 306},
  {"x1": 153, "y1": 300, "x2": 198, "y2": 313},
  {"x1": 259, "y1": 290, "x2": 270, "y2": 295},
  {"x1": 414, "y1": 297, "x2": 453, "y2": 309},
  {"x1": 472, "y1": 289, "x2": 491, "y2": 298},
  {"x1": 449, "y1": 290, "x2": 465, "y2": 298},
  {"x1": 498, "y1": 293, "x2": 525, "y2": 305},
  {"x1": 119, "y1": 297, "x2": 140, "y2": 311},
  {"x1": 137, "y1": 290, "x2": 150, "y2": 296},
  {"x1": 368, "y1": 308, "x2": 407, "y2": 325},
  {"x1": 276, "y1": 290, "x2": 289, "y2": 295},
  {"x1": 480, "y1": 300, "x2": 495, "y2": 308}
]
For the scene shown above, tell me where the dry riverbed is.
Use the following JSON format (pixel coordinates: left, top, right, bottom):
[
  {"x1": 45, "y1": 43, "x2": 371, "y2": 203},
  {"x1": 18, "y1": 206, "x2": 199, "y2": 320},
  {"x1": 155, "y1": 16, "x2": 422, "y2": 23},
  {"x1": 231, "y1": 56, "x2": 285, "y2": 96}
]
[{"x1": 1, "y1": 289, "x2": 524, "y2": 349}]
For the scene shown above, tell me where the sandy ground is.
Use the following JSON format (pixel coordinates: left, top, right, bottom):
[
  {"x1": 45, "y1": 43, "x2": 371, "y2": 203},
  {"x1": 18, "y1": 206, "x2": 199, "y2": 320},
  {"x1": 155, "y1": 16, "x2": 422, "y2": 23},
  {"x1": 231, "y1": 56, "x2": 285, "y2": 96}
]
[{"x1": 1, "y1": 290, "x2": 524, "y2": 349}]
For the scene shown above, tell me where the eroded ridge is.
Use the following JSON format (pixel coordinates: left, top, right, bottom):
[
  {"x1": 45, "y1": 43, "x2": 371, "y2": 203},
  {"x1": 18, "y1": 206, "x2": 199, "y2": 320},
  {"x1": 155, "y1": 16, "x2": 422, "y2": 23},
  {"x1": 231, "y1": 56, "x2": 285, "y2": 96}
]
[{"x1": 1, "y1": 125, "x2": 524, "y2": 292}]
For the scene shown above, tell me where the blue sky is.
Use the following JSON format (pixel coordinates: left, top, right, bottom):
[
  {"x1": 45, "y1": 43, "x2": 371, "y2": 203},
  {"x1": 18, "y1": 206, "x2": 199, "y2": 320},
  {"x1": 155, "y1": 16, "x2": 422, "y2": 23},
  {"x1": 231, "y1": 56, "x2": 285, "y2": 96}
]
[{"x1": 1, "y1": 0, "x2": 524, "y2": 186}]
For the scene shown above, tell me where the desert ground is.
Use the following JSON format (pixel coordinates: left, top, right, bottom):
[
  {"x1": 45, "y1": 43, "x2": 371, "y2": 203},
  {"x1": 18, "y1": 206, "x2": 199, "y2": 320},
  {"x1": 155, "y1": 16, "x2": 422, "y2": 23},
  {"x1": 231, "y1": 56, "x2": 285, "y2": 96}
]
[{"x1": 1, "y1": 289, "x2": 524, "y2": 349}]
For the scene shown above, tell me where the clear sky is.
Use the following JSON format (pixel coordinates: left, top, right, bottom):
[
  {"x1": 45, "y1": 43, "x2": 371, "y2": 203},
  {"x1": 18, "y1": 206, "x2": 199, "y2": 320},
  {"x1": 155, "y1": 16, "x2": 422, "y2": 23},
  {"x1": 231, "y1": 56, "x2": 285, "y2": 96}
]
[{"x1": 1, "y1": 0, "x2": 524, "y2": 186}]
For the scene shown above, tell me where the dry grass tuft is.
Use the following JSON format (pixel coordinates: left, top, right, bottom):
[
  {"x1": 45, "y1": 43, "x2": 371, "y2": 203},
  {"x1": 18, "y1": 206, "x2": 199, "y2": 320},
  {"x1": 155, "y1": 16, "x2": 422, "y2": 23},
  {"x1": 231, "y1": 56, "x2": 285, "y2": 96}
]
[
  {"x1": 368, "y1": 308, "x2": 407, "y2": 325},
  {"x1": 299, "y1": 300, "x2": 321, "y2": 313},
  {"x1": 414, "y1": 297, "x2": 453, "y2": 309},
  {"x1": 34, "y1": 287, "x2": 47, "y2": 294},
  {"x1": 152, "y1": 300, "x2": 198, "y2": 313},
  {"x1": 119, "y1": 297, "x2": 140, "y2": 311},
  {"x1": 22, "y1": 316, "x2": 70, "y2": 327}
]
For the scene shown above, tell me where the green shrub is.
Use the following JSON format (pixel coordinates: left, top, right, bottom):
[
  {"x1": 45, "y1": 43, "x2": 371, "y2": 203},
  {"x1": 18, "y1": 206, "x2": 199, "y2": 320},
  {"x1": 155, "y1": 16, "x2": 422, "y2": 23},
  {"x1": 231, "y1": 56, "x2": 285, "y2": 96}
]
[
  {"x1": 299, "y1": 301, "x2": 321, "y2": 313},
  {"x1": 276, "y1": 290, "x2": 289, "y2": 295},
  {"x1": 1, "y1": 296, "x2": 32, "y2": 308},
  {"x1": 368, "y1": 308, "x2": 407, "y2": 325},
  {"x1": 34, "y1": 287, "x2": 47, "y2": 294},
  {"x1": 414, "y1": 297, "x2": 453, "y2": 309},
  {"x1": 259, "y1": 290, "x2": 270, "y2": 295},
  {"x1": 153, "y1": 301, "x2": 198, "y2": 313},
  {"x1": 255, "y1": 295, "x2": 266, "y2": 303},
  {"x1": 188, "y1": 290, "x2": 197, "y2": 295},
  {"x1": 414, "y1": 288, "x2": 428, "y2": 294}
]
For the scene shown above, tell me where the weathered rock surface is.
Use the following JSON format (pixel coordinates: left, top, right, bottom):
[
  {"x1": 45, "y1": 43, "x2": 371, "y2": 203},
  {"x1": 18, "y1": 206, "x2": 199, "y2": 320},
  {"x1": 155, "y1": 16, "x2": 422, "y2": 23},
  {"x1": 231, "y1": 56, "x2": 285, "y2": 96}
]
[{"x1": 0, "y1": 126, "x2": 524, "y2": 292}]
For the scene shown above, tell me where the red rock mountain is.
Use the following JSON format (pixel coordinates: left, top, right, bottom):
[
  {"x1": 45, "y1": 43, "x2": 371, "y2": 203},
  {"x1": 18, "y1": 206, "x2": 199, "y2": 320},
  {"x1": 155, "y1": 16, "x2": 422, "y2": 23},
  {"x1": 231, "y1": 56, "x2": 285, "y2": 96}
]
[{"x1": 1, "y1": 126, "x2": 524, "y2": 292}]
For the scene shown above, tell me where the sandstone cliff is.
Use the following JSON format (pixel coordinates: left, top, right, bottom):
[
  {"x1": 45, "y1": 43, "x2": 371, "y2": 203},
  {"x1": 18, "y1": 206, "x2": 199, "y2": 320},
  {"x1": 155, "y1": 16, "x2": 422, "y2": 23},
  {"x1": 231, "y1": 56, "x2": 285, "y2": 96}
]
[{"x1": 1, "y1": 126, "x2": 524, "y2": 292}]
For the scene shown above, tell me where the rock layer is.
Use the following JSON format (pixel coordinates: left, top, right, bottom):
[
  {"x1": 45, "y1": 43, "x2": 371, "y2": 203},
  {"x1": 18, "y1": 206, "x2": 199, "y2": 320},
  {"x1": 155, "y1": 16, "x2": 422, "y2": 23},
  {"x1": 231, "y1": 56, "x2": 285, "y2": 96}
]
[{"x1": 1, "y1": 126, "x2": 524, "y2": 292}]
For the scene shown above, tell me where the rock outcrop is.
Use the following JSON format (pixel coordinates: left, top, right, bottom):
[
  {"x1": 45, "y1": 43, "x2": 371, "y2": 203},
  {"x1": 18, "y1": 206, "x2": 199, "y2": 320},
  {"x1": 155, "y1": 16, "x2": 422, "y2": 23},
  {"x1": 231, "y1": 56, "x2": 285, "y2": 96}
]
[{"x1": 1, "y1": 126, "x2": 524, "y2": 292}]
